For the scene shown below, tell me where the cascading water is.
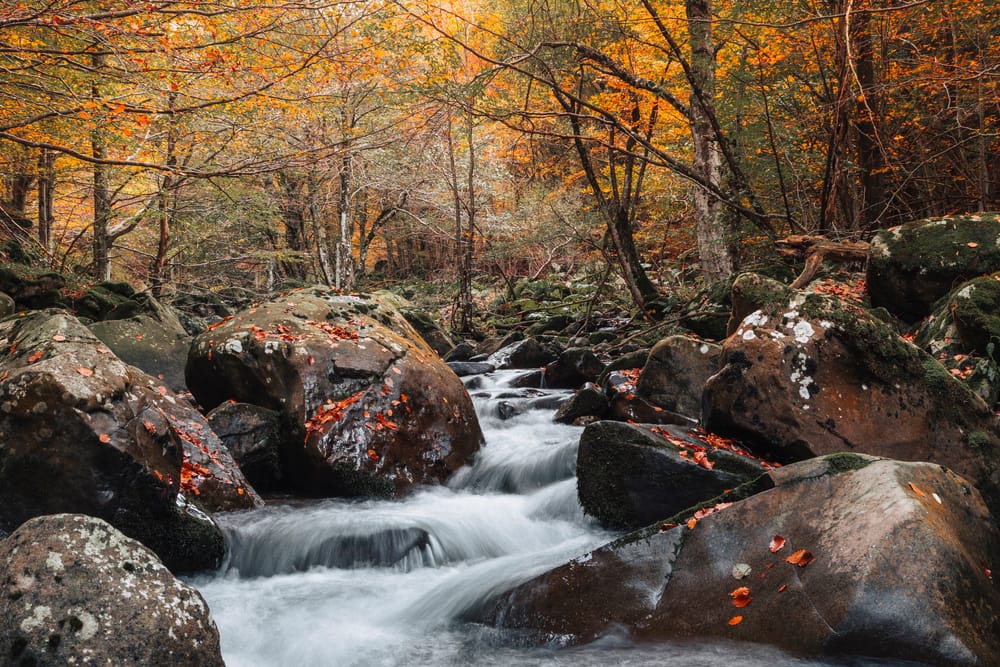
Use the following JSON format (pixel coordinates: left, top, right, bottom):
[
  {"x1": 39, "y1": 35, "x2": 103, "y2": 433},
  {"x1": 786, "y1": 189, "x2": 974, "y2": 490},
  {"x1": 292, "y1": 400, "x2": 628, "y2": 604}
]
[{"x1": 190, "y1": 371, "x2": 905, "y2": 667}]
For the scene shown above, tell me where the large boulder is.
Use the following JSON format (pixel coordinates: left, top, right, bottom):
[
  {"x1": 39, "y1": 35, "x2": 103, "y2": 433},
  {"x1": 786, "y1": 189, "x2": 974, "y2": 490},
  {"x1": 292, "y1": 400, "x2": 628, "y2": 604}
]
[
  {"x1": 636, "y1": 335, "x2": 720, "y2": 419},
  {"x1": 703, "y1": 273, "x2": 1000, "y2": 518},
  {"x1": 0, "y1": 514, "x2": 224, "y2": 666},
  {"x1": 207, "y1": 402, "x2": 285, "y2": 493},
  {"x1": 0, "y1": 310, "x2": 258, "y2": 572},
  {"x1": 486, "y1": 337, "x2": 557, "y2": 370},
  {"x1": 477, "y1": 455, "x2": 1000, "y2": 665},
  {"x1": 867, "y1": 213, "x2": 1000, "y2": 322},
  {"x1": 185, "y1": 287, "x2": 483, "y2": 497},
  {"x1": 576, "y1": 421, "x2": 772, "y2": 529},
  {"x1": 87, "y1": 294, "x2": 192, "y2": 392},
  {"x1": 543, "y1": 347, "x2": 604, "y2": 389}
]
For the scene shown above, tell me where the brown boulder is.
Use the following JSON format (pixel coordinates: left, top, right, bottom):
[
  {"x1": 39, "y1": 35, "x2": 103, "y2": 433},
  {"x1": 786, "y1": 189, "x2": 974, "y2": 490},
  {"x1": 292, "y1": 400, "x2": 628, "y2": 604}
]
[
  {"x1": 703, "y1": 273, "x2": 1000, "y2": 518},
  {"x1": 0, "y1": 514, "x2": 224, "y2": 666},
  {"x1": 478, "y1": 455, "x2": 1000, "y2": 665},
  {"x1": 185, "y1": 287, "x2": 483, "y2": 497},
  {"x1": 0, "y1": 310, "x2": 258, "y2": 572},
  {"x1": 636, "y1": 335, "x2": 720, "y2": 419}
]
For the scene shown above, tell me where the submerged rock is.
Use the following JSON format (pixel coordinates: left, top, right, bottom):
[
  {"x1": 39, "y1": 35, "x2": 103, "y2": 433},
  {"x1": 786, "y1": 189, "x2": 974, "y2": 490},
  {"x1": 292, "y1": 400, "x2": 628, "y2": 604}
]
[
  {"x1": 186, "y1": 287, "x2": 483, "y2": 497},
  {"x1": 0, "y1": 514, "x2": 224, "y2": 666},
  {"x1": 477, "y1": 456, "x2": 1000, "y2": 665},
  {"x1": 703, "y1": 273, "x2": 1000, "y2": 518}
]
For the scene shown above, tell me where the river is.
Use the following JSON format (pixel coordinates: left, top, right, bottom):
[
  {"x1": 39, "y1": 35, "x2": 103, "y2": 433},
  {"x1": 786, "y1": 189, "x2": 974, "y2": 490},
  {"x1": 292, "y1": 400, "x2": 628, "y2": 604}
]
[{"x1": 190, "y1": 371, "x2": 919, "y2": 666}]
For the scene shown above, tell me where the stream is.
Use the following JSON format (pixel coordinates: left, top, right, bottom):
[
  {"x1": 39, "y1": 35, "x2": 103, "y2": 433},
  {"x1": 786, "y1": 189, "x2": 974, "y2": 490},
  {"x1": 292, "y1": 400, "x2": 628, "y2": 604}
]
[{"x1": 190, "y1": 371, "x2": 919, "y2": 667}]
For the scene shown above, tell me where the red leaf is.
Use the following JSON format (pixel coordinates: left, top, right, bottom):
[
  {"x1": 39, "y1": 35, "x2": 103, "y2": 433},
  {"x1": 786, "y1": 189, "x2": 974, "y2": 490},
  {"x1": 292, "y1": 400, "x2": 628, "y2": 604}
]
[
  {"x1": 27, "y1": 351, "x2": 43, "y2": 363},
  {"x1": 98, "y1": 433, "x2": 111, "y2": 443},
  {"x1": 728, "y1": 615, "x2": 743, "y2": 626},
  {"x1": 730, "y1": 586, "x2": 752, "y2": 607},
  {"x1": 76, "y1": 367, "x2": 94, "y2": 377},
  {"x1": 143, "y1": 421, "x2": 157, "y2": 434},
  {"x1": 786, "y1": 549, "x2": 815, "y2": 567},
  {"x1": 769, "y1": 534, "x2": 786, "y2": 553},
  {"x1": 777, "y1": 584, "x2": 787, "y2": 592}
]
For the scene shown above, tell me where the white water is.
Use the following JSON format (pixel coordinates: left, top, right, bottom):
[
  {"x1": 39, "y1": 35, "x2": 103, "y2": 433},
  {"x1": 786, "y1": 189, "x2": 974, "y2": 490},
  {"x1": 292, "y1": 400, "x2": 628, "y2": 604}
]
[{"x1": 191, "y1": 371, "x2": 915, "y2": 667}]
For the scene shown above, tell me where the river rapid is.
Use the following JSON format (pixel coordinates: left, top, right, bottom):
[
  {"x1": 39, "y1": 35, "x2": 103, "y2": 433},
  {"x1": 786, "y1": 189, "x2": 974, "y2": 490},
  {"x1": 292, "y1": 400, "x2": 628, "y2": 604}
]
[{"x1": 190, "y1": 371, "x2": 920, "y2": 667}]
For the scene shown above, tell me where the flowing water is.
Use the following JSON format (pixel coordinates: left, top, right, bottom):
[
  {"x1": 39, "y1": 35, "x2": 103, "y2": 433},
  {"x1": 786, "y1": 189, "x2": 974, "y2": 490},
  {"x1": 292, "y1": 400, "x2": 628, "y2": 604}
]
[{"x1": 190, "y1": 371, "x2": 919, "y2": 667}]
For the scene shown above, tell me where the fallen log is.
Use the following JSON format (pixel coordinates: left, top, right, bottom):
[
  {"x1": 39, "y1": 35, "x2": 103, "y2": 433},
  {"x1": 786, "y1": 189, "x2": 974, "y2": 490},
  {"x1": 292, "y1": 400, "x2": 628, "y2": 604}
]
[{"x1": 776, "y1": 235, "x2": 870, "y2": 289}]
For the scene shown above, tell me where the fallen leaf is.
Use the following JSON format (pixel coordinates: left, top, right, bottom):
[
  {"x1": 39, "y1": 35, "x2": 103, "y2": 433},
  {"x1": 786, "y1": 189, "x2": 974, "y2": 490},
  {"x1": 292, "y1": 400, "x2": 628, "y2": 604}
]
[
  {"x1": 52, "y1": 334, "x2": 67, "y2": 342},
  {"x1": 76, "y1": 367, "x2": 94, "y2": 376},
  {"x1": 135, "y1": 334, "x2": 143, "y2": 340},
  {"x1": 786, "y1": 549, "x2": 815, "y2": 567},
  {"x1": 967, "y1": 242, "x2": 979, "y2": 247},
  {"x1": 27, "y1": 351, "x2": 43, "y2": 363},
  {"x1": 769, "y1": 534, "x2": 786, "y2": 553},
  {"x1": 732, "y1": 563, "x2": 752, "y2": 579},
  {"x1": 777, "y1": 583, "x2": 787, "y2": 592},
  {"x1": 143, "y1": 421, "x2": 157, "y2": 434},
  {"x1": 686, "y1": 518, "x2": 697, "y2": 530},
  {"x1": 99, "y1": 433, "x2": 111, "y2": 443},
  {"x1": 730, "y1": 586, "x2": 752, "y2": 607},
  {"x1": 908, "y1": 482, "x2": 926, "y2": 497},
  {"x1": 728, "y1": 615, "x2": 743, "y2": 626}
]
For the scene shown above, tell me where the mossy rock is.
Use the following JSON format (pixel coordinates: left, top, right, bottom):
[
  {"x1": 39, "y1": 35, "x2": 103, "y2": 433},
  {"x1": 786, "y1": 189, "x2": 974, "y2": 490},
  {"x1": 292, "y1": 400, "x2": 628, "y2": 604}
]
[
  {"x1": 867, "y1": 212, "x2": 1000, "y2": 322},
  {"x1": 69, "y1": 282, "x2": 146, "y2": 322},
  {"x1": 0, "y1": 263, "x2": 66, "y2": 310}
]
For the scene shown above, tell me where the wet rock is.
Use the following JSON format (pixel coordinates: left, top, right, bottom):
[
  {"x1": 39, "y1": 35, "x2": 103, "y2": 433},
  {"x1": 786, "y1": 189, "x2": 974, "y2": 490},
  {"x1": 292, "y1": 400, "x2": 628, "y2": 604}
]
[
  {"x1": 576, "y1": 421, "x2": 770, "y2": 529},
  {"x1": 0, "y1": 310, "x2": 256, "y2": 572},
  {"x1": 553, "y1": 384, "x2": 608, "y2": 424},
  {"x1": 207, "y1": 402, "x2": 285, "y2": 493},
  {"x1": 867, "y1": 213, "x2": 1000, "y2": 322},
  {"x1": 478, "y1": 456, "x2": 1000, "y2": 666},
  {"x1": 185, "y1": 287, "x2": 483, "y2": 498},
  {"x1": 703, "y1": 273, "x2": 1000, "y2": 518},
  {"x1": 444, "y1": 342, "x2": 476, "y2": 362},
  {"x1": 636, "y1": 336, "x2": 721, "y2": 419},
  {"x1": 679, "y1": 280, "x2": 732, "y2": 340},
  {"x1": 604, "y1": 369, "x2": 693, "y2": 426},
  {"x1": 0, "y1": 514, "x2": 224, "y2": 666},
  {"x1": 508, "y1": 369, "x2": 544, "y2": 389},
  {"x1": 543, "y1": 348, "x2": 605, "y2": 389},
  {"x1": 486, "y1": 338, "x2": 557, "y2": 370},
  {"x1": 447, "y1": 361, "x2": 496, "y2": 376}
]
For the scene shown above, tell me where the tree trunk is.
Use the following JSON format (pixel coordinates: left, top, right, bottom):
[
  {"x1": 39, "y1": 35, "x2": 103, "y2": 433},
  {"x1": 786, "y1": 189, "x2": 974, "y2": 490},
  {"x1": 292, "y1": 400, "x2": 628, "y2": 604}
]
[
  {"x1": 91, "y1": 52, "x2": 112, "y2": 281},
  {"x1": 850, "y1": 0, "x2": 886, "y2": 230},
  {"x1": 150, "y1": 92, "x2": 177, "y2": 297},
  {"x1": 37, "y1": 150, "x2": 54, "y2": 252},
  {"x1": 335, "y1": 149, "x2": 354, "y2": 290},
  {"x1": 687, "y1": 0, "x2": 732, "y2": 282}
]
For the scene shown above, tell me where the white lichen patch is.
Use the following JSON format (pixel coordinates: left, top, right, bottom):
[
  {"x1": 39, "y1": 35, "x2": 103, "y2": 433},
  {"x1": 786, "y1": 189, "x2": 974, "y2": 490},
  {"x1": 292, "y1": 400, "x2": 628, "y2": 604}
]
[
  {"x1": 792, "y1": 320, "x2": 815, "y2": 344},
  {"x1": 263, "y1": 340, "x2": 280, "y2": 354},
  {"x1": 699, "y1": 344, "x2": 710, "y2": 354},
  {"x1": 819, "y1": 320, "x2": 833, "y2": 329},
  {"x1": 20, "y1": 605, "x2": 52, "y2": 633},
  {"x1": 46, "y1": 550, "x2": 64, "y2": 573},
  {"x1": 742, "y1": 329, "x2": 757, "y2": 341},
  {"x1": 222, "y1": 338, "x2": 244, "y2": 354},
  {"x1": 789, "y1": 352, "x2": 816, "y2": 401}
]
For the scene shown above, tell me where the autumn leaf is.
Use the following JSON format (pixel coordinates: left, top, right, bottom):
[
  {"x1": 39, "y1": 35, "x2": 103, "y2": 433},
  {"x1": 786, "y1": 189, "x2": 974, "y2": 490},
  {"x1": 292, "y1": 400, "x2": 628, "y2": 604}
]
[
  {"x1": 143, "y1": 420, "x2": 157, "y2": 434},
  {"x1": 769, "y1": 534, "x2": 786, "y2": 553},
  {"x1": 52, "y1": 334, "x2": 67, "y2": 342},
  {"x1": 907, "y1": 482, "x2": 926, "y2": 497},
  {"x1": 728, "y1": 615, "x2": 743, "y2": 626},
  {"x1": 686, "y1": 517, "x2": 697, "y2": 530},
  {"x1": 99, "y1": 433, "x2": 111, "y2": 443},
  {"x1": 967, "y1": 242, "x2": 979, "y2": 248},
  {"x1": 777, "y1": 584, "x2": 787, "y2": 592},
  {"x1": 786, "y1": 549, "x2": 815, "y2": 567},
  {"x1": 76, "y1": 367, "x2": 94, "y2": 377},
  {"x1": 27, "y1": 351, "x2": 43, "y2": 363},
  {"x1": 730, "y1": 586, "x2": 752, "y2": 607}
]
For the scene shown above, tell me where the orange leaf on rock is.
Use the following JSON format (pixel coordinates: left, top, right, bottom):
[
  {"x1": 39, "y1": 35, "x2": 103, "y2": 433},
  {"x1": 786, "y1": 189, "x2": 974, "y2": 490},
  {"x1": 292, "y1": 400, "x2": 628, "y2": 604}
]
[
  {"x1": 52, "y1": 334, "x2": 67, "y2": 342},
  {"x1": 786, "y1": 549, "x2": 815, "y2": 567},
  {"x1": 98, "y1": 433, "x2": 111, "y2": 443},
  {"x1": 76, "y1": 367, "x2": 93, "y2": 377},
  {"x1": 907, "y1": 482, "x2": 926, "y2": 497},
  {"x1": 769, "y1": 534, "x2": 786, "y2": 553},
  {"x1": 728, "y1": 615, "x2": 743, "y2": 626},
  {"x1": 143, "y1": 421, "x2": 157, "y2": 434},
  {"x1": 27, "y1": 351, "x2": 43, "y2": 363},
  {"x1": 730, "y1": 586, "x2": 752, "y2": 607},
  {"x1": 686, "y1": 518, "x2": 697, "y2": 530}
]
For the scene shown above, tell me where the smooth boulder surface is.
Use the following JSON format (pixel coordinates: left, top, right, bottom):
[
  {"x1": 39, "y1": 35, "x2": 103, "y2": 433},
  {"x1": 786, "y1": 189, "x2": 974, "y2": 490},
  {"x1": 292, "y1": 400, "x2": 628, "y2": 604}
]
[
  {"x1": 543, "y1": 347, "x2": 604, "y2": 389},
  {"x1": 0, "y1": 514, "x2": 224, "y2": 666},
  {"x1": 186, "y1": 287, "x2": 483, "y2": 497},
  {"x1": 576, "y1": 421, "x2": 771, "y2": 529},
  {"x1": 635, "y1": 335, "x2": 720, "y2": 419},
  {"x1": 867, "y1": 213, "x2": 1000, "y2": 322},
  {"x1": 87, "y1": 294, "x2": 192, "y2": 392},
  {"x1": 0, "y1": 310, "x2": 256, "y2": 572},
  {"x1": 702, "y1": 273, "x2": 1000, "y2": 518},
  {"x1": 207, "y1": 402, "x2": 285, "y2": 493},
  {"x1": 486, "y1": 337, "x2": 557, "y2": 370},
  {"x1": 477, "y1": 456, "x2": 1000, "y2": 665}
]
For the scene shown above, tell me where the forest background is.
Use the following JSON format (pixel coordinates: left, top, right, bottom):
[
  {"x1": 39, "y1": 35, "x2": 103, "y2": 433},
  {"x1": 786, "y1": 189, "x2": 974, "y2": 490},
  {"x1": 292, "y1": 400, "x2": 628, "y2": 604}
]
[{"x1": 1, "y1": 0, "x2": 997, "y2": 332}]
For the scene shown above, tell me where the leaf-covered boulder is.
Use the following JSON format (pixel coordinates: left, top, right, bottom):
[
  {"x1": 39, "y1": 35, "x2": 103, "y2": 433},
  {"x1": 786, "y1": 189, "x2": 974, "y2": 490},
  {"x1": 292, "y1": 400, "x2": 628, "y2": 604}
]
[
  {"x1": 0, "y1": 514, "x2": 224, "y2": 666},
  {"x1": 476, "y1": 455, "x2": 1000, "y2": 665},
  {"x1": 576, "y1": 421, "x2": 772, "y2": 529},
  {"x1": 0, "y1": 310, "x2": 258, "y2": 572},
  {"x1": 636, "y1": 335, "x2": 721, "y2": 419},
  {"x1": 702, "y1": 273, "x2": 1000, "y2": 518},
  {"x1": 867, "y1": 213, "x2": 1000, "y2": 322},
  {"x1": 185, "y1": 287, "x2": 483, "y2": 497}
]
